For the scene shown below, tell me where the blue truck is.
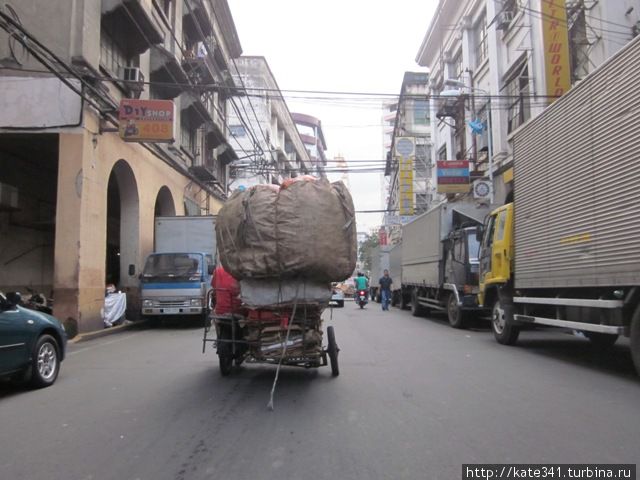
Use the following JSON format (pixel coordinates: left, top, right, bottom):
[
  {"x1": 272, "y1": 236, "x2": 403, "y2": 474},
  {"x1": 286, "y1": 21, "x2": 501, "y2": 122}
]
[{"x1": 140, "y1": 216, "x2": 216, "y2": 326}]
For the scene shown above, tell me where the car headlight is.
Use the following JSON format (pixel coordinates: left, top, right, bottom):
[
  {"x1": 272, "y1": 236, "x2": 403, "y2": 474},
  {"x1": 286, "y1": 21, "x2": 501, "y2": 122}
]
[
  {"x1": 142, "y1": 299, "x2": 154, "y2": 307},
  {"x1": 190, "y1": 298, "x2": 202, "y2": 307}
]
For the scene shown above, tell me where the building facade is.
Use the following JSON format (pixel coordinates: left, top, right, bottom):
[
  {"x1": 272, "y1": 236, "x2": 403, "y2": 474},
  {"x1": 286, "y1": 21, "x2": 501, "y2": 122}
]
[
  {"x1": 384, "y1": 71, "x2": 432, "y2": 242},
  {"x1": 0, "y1": 0, "x2": 242, "y2": 333},
  {"x1": 416, "y1": 0, "x2": 640, "y2": 205},
  {"x1": 227, "y1": 56, "x2": 311, "y2": 189},
  {"x1": 291, "y1": 113, "x2": 328, "y2": 179}
]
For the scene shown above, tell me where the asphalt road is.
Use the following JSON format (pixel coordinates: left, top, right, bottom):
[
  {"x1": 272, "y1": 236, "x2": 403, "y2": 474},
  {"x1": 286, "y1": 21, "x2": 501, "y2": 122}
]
[{"x1": 1, "y1": 301, "x2": 639, "y2": 480}]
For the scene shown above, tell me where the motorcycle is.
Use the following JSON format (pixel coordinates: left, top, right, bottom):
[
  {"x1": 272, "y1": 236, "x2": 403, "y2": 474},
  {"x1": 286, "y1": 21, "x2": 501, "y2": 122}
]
[{"x1": 357, "y1": 290, "x2": 368, "y2": 309}]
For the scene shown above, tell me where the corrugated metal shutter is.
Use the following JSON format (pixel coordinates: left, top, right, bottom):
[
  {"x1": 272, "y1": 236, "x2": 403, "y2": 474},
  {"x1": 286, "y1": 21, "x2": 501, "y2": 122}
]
[{"x1": 514, "y1": 36, "x2": 640, "y2": 289}]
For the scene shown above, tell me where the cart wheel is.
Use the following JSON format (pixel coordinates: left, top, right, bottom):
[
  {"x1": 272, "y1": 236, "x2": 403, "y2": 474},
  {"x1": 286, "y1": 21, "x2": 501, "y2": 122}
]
[
  {"x1": 219, "y1": 354, "x2": 233, "y2": 376},
  {"x1": 327, "y1": 326, "x2": 340, "y2": 377}
]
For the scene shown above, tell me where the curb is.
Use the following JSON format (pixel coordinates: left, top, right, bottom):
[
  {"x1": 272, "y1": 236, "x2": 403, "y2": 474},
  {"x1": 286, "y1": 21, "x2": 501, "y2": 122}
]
[{"x1": 70, "y1": 319, "x2": 148, "y2": 344}]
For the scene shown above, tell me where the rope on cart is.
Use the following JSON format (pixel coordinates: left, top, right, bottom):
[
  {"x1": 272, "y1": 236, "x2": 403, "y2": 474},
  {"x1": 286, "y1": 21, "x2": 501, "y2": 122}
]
[{"x1": 267, "y1": 282, "x2": 300, "y2": 411}]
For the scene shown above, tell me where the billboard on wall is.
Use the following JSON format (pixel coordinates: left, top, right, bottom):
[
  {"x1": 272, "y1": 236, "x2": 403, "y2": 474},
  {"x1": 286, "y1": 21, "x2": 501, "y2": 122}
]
[
  {"x1": 541, "y1": 0, "x2": 571, "y2": 99},
  {"x1": 118, "y1": 99, "x2": 176, "y2": 143}
]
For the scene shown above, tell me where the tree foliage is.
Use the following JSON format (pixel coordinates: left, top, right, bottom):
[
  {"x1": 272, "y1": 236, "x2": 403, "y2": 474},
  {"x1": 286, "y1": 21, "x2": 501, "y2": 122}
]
[{"x1": 358, "y1": 233, "x2": 380, "y2": 273}]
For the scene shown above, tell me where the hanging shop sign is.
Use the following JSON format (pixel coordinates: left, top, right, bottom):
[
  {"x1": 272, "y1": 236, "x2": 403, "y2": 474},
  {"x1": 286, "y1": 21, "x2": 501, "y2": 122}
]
[
  {"x1": 437, "y1": 160, "x2": 470, "y2": 194},
  {"x1": 118, "y1": 99, "x2": 176, "y2": 143},
  {"x1": 541, "y1": 0, "x2": 571, "y2": 99}
]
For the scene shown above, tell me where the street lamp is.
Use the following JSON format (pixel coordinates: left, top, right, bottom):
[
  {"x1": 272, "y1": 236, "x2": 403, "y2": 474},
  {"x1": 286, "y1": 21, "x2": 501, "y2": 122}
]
[{"x1": 443, "y1": 79, "x2": 494, "y2": 204}]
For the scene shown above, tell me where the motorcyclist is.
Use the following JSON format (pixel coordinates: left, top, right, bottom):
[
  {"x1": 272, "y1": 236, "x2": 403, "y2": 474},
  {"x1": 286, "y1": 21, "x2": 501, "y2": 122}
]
[{"x1": 354, "y1": 272, "x2": 369, "y2": 302}]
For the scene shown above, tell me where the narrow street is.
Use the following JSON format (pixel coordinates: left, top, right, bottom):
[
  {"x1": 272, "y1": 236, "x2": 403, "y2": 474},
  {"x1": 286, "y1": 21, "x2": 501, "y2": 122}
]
[{"x1": 1, "y1": 302, "x2": 639, "y2": 480}]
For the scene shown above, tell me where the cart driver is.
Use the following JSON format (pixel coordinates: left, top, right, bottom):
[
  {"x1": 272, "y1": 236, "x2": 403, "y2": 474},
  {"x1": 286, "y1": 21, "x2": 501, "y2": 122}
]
[{"x1": 211, "y1": 265, "x2": 243, "y2": 316}]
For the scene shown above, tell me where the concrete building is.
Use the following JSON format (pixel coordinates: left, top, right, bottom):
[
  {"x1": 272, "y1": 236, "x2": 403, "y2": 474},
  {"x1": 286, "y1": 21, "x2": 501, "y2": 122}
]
[
  {"x1": 416, "y1": 0, "x2": 640, "y2": 205},
  {"x1": 291, "y1": 113, "x2": 328, "y2": 178},
  {"x1": 384, "y1": 71, "x2": 432, "y2": 242},
  {"x1": 226, "y1": 56, "x2": 311, "y2": 189},
  {"x1": 0, "y1": 0, "x2": 242, "y2": 333}
]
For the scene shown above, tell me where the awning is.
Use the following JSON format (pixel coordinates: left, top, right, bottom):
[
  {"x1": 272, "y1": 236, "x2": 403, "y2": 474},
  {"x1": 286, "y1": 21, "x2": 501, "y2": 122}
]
[{"x1": 101, "y1": 0, "x2": 164, "y2": 55}]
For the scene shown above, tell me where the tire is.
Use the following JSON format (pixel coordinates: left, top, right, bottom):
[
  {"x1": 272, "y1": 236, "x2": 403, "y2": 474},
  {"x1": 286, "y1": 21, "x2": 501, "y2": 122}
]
[
  {"x1": 29, "y1": 334, "x2": 60, "y2": 388},
  {"x1": 400, "y1": 291, "x2": 408, "y2": 310},
  {"x1": 447, "y1": 293, "x2": 467, "y2": 329},
  {"x1": 492, "y1": 298, "x2": 520, "y2": 345},
  {"x1": 630, "y1": 306, "x2": 640, "y2": 376},
  {"x1": 411, "y1": 290, "x2": 427, "y2": 317},
  {"x1": 327, "y1": 326, "x2": 339, "y2": 376},
  {"x1": 584, "y1": 332, "x2": 618, "y2": 348},
  {"x1": 219, "y1": 354, "x2": 233, "y2": 376}
]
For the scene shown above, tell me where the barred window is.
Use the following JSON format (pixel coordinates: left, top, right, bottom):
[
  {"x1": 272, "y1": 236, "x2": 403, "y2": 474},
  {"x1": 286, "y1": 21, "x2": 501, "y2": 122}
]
[
  {"x1": 504, "y1": 60, "x2": 531, "y2": 133},
  {"x1": 474, "y1": 11, "x2": 488, "y2": 66},
  {"x1": 450, "y1": 49, "x2": 463, "y2": 80},
  {"x1": 413, "y1": 100, "x2": 429, "y2": 125}
]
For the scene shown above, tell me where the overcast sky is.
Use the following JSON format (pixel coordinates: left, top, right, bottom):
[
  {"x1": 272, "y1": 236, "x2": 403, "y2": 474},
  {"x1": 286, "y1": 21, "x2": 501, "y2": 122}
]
[{"x1": 227, "y1": 0, "x2": 439, "y2": 232}]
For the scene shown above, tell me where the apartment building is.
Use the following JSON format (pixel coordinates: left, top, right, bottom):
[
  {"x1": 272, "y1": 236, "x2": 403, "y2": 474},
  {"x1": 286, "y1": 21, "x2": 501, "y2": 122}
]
[
  {"x1": 226, "y1": 56, "x2": 311, "y2": 189},
  {"x1": 0, "y1": 0, "x2": 242, "y2": 333},
  {"x1": 384, "y1": 71, "x2": 432, "y2": 241},
  {"x1": 416, "y1": 0, "x2": 640, "y2": 204}
]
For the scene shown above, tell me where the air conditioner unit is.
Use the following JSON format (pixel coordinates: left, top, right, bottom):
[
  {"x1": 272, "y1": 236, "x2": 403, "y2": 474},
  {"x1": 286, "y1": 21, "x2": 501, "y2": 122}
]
[
  {"x1": 495, "y1": 10, "x2": 515, "y2": 30},
  {"x1": 120, "y1": 67, "x2": 145, "y2": 97}
]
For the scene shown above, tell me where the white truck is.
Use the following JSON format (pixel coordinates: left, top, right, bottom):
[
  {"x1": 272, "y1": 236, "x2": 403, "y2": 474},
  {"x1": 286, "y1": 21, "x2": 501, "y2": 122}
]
[
  {"x1": 368, "y1": 244, "x2": 391, "y2": 302},
  {"x1": 388, "y1": 242, "x2": 403, "y2": 306},
  {"x1": 400, "y1": 200, "x2": 489, "y2": 328},
  {"x1": 140, "y1": 216, "x2": 216, "y2": 326}
]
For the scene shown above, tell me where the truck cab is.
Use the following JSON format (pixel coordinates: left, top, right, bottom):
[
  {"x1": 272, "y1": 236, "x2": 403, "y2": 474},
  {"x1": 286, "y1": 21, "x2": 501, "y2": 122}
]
[{"x1": 140, "y1": 252, "x2": 214, "y2": 325}]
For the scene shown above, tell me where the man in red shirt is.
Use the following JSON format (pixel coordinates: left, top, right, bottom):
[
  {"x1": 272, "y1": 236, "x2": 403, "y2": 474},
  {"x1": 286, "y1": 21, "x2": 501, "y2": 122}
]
[{"x1": 211, "y1": 266, "x2": 242, "y2": 315}]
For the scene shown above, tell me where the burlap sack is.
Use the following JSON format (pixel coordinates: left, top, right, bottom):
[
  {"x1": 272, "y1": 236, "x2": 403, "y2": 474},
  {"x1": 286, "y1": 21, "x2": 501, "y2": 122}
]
[
  {"x1": 216, "y1": 185, "x2": 279, "y2": 278},
  {"x1": 277, "y1": 179, "x2": 356, "y2": 281},
  {"x1": 215, "y1": 179, "x2": 356, "y2": 282}
]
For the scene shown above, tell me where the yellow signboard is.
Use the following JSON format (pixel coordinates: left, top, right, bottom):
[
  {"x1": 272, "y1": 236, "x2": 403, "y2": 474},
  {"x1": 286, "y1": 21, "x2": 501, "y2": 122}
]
[
  {"x1": 542, "y1": 0, "x2": 571, "y2": 100},
  {"x1": 398, "y1": 156, "x2": 414, "y2": 215}
]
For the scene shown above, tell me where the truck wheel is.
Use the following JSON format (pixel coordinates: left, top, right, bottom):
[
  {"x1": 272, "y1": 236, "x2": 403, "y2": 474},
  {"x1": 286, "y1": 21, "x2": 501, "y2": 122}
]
[
  {"x1": 327, "y1": 326, "x2": 340, "y2": 376},
  {"x1": 447, "y1": 293, "x2": 467, "y2": 329},
  {"x1": 400, "y1": 291, "x2": 408, "y2": 310},
  {"x1": 584, "y1": 332, "x2": 618, "y2": 348},
  {"x1": 629, "y1": 305, "x2": 640, "y2": 376},
  {"x1": 411, "y1": 290, "x2": 427, "y2": 317},
  {"x1": 492, "y1": 299, "x2": 520, "y2": 345}
]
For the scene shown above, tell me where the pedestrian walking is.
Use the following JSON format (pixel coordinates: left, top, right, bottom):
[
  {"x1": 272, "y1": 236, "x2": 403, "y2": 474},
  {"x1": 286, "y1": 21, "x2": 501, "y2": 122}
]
[{"x1": 379, "y1": 269, "x2": 393, "y2": 311}]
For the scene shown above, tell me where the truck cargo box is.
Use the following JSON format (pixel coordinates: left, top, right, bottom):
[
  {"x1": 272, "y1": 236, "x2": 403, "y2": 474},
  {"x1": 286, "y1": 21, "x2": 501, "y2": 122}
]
[
  {"x1": 401, "y1": 201, "x2": 487, "y2": 287},
  {"x1": 388, "y1": 243, "x2": 402, "y2": 285},
  {"x1": 513, "y1": 36, "x2": 640, "y2": 289}
]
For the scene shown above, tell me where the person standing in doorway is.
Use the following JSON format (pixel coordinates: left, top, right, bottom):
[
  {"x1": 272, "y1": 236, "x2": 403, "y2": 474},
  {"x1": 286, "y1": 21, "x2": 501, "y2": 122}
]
[{"x1": 379, "y1": 269, "x2": 393, "y2": 311}]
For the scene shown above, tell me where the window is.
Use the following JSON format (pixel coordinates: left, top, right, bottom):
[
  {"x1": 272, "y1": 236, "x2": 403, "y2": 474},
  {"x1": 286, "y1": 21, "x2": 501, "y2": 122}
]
[
  {"x1": 504, "y1": 60, "x2": 531, "y2": 133},
  {"x1": 100, "y1": 27, "x2": 136, "y2": 76},
  {"x1": 413, "y1": 100, "x2": 429, "y2": 125},
  {"x1": 503, "y1": 0, "x2": 518, "y2": 17},
  {"x1": 180, "y1": 115, "x2": 197, "y2": 159},
  {"x1": 476, "y1": 103, "x2": 490, "y2": 154},
  {"x1": 438, "y1": 145, "x2": 447, "y2": 161},
  {"x1": 496, "y1": 210, "x2": 507, "y2": 241},
  {"x1": 568, "y1": 4, "x2": 589, "y2": 82},
  {"x1": 474, "y1": 11, "x2": 488, "y2": 66}
]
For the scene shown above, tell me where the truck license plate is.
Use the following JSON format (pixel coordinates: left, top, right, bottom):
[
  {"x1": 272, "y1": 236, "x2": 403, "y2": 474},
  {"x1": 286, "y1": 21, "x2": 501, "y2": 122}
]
[{"x1": 163, "y1": 308, "x2": 180, "y2": 314}]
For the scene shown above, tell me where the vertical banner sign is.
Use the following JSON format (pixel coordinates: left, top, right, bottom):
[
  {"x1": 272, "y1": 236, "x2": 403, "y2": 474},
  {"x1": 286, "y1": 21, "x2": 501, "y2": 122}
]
[
  {"x1": 542, "y1": 0, "x2": 571, "y2": 100},
  {"x1": 378, "y1": 227, "x2": 388, "y2": 246},
  {"x1": 396, "y1": 137, "x2": 415, "y2": 216},
  {"x1": 437, "y1": 160, "x2": 470, "y2": 194},
  {"x1": 119, "y1": 99, "x2": 176, "y2": 143}
]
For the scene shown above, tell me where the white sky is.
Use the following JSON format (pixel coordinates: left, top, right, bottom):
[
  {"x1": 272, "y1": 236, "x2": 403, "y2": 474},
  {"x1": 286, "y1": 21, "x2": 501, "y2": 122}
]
[{"x1": 227, "y1": 0, "x2": 439, "y2": 232}]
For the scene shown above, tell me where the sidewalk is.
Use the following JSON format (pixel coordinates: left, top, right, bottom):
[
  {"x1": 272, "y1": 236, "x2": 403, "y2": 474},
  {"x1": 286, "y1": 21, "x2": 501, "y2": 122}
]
[{"x1": 70, "y1": 319, "x2": 148, "y2": 344}]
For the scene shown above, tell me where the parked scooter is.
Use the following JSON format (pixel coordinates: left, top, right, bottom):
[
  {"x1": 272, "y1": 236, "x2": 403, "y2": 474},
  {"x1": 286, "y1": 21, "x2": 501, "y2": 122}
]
[
  {"x1": 21, "y1": 288, "x2": 53, "y2": 314},
  {"x1": 357, "y1": 290, "x2": 368, "y2": 309}
]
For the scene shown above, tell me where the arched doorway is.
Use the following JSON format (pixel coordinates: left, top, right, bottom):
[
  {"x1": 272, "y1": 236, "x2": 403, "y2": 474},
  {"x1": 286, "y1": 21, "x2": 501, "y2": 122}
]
[
  {"x1": 154, "y1": 186, "x2": 176, "y2": 217},
  {"x1": 106, "y1": 160, "x2": 140, "y2": 288}
]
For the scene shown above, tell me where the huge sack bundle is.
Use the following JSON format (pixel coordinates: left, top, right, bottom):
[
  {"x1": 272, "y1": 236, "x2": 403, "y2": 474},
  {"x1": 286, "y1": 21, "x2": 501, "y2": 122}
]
[{"x1": 216, "y1": 177, "x2": 356, "y2": 283}]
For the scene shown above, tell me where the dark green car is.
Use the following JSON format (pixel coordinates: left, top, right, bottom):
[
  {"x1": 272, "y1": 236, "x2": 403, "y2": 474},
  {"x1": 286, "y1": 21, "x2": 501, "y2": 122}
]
[{"x1": 0, "y1": 292, "x2": 67, "y2": 388}]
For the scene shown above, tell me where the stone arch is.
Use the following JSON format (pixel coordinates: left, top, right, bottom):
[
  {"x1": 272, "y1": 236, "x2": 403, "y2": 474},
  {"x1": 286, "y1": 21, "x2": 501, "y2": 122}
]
[
  {"x1": 106, "y1": 159, "x2": 140, "y2": 289},
  {"x1": 154, "y1": 185, "x2": 176, "y2": 217}
]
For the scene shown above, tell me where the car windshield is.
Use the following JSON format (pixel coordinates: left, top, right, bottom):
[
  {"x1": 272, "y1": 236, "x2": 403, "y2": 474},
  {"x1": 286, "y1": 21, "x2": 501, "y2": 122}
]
[{"x1": 142, "y1": 253, "x2": 202, "y2": 279}]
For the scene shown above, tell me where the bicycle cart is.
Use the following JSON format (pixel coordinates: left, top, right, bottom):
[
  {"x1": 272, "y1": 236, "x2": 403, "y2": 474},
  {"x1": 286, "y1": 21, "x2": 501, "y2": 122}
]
[{"x1": 203, "y1": 305, "x2": 339, "y2": 377}]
